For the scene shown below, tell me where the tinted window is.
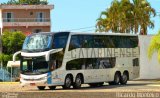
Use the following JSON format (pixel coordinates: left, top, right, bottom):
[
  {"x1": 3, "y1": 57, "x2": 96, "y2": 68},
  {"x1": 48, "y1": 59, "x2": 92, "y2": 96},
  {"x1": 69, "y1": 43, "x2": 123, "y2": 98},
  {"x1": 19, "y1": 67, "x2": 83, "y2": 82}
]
[
  {"x1": 130, "y1": 36, "x2": 138, "y2": 48},
  {"x1": 69, "y1": 35, "x2": 81, "y2": 50},
  {"x1": 66, "y1": 59, "x2": 84, "y2": 70},
  {"x1": 93, "y1": 36, "x2": 105, "y2": 48},
  {"x1": 53, "y1": 33, "x2": 69, "y2": 48},
  {"x1": 69, "y1": 35, "x2": 93, "y2": 50},
  {"x1": 69, "y1": 35, "x2": 138, "y2": 50},
  {"x1": 108, "y1": 36, "x2": 138, "y2": 48},
  {"x1": 82, "y1": 35, "x2": 93, "y2": 48},
  {"x1": 66, "y1": 58, "x2": 116, "y2": 70},
  {"x1": 133, "y1": 58, "x2": 139, "y2": 66}
]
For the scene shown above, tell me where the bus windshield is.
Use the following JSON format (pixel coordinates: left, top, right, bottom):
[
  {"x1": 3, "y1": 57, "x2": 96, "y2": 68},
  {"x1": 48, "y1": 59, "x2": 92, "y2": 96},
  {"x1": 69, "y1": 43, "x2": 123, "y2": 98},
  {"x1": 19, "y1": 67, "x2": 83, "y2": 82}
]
[
  {"x1": 22, "y1": 34, "x2": 52, "y2": 51},
  {"x1": 22, "y1": 32, "x2": 69, "y2": 52},
  {"x1": 21, "y1": 57, "x2": 49, "y2": 75}
]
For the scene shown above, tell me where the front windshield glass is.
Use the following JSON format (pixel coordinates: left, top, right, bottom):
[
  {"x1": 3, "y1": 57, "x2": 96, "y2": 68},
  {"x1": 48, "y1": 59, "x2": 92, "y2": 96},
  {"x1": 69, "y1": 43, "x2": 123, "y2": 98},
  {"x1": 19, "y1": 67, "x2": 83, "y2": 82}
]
[
  {"x1": 21, "y1": 57, "x2": 49, "y2": 75},
  {"x1": 22, "y1": 34, "x2": 52, "y2": 51}
]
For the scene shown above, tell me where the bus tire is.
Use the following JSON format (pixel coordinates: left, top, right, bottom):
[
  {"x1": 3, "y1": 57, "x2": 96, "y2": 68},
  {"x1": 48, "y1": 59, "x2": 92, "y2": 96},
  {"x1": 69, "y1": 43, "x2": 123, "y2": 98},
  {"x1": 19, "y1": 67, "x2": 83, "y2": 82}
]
[
  {"x1": 49, "y1": 86, "x2": 56, "y2": 90},
  {"x1": 120, "y1": 72, "x2": 128, "y2": 85},
  {"x1": 37, "y1": 86, "x2": 45, "y2": 90},
  {"x1": 63, "y1": 75, "x2": 72, "y2": 89},
  {"x1": 73, "y1": 74, "x2": 82, "y2": 89},
  {"x1": 109, "y1": 72, "x2": 120, "y2": 85}
]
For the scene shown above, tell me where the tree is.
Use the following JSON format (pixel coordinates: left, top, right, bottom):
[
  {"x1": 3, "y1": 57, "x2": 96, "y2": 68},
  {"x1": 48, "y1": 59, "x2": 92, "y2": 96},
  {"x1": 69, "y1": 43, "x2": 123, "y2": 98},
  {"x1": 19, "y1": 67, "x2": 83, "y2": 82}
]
[
  {"x1": 19, "y1": 0, "x2": 48, "y2": 5},
  {"x1": 148, "y1": 31, "x2": 160, "y2": 62},
  {"x1": 96, "y1": 0, "x2": 156, "y2": 35},
  {"x1": 1, "y1": 0, "x2": 48, "y2": 5},
  {"x1": 0, "y1": 30, "x2": 25, "y2": 66}
]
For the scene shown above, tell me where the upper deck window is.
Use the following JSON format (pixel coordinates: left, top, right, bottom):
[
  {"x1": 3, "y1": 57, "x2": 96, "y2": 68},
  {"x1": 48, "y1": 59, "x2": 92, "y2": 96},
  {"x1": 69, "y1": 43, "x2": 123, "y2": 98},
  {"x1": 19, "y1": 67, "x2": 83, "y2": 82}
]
[
  {"x1": 22, "y1": 34, "x2": 52, "y2": 51},
  {"x1": 22, "y1": 32, "x2": 69, "y2": 52}
]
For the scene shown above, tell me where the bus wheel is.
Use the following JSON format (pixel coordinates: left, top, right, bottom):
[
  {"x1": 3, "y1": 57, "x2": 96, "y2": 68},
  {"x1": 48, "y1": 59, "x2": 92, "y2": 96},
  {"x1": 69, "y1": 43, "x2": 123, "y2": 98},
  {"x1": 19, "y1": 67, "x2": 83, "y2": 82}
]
[
  {"x1": 37, "y1": 86, "x2": 45, "y2": 90},
  {"x1": 109, "y1": 73, "x2": 120, "y2": 85},
  {"x1": 73, "y1": 74, "x2": 82, "y2": 89},
  {"x1": 49, "y1": 86, "x2": 56, "y2": 90},
  {"x1": 120, "y1": 73, "x2": 128, "y2": 85},
  {"x1": 63, "y1": 75, "x2": 72, "y2": 89}
]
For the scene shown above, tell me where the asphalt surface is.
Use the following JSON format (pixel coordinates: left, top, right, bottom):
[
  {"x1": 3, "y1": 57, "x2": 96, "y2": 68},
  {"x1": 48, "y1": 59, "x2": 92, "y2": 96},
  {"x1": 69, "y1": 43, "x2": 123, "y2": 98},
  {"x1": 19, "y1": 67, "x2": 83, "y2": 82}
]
[{"x1": 0, "y1": 80, "x2": 160, "y2": 98}]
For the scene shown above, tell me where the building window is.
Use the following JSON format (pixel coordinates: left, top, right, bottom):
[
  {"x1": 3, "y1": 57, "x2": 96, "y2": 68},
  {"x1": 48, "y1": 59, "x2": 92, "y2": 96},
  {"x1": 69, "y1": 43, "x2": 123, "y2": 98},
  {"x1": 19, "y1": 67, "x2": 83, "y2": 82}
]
[
  {"x1": 36, "y1": 12, "x2": 44, "y2": 22},
  {"x1": 6, "y1": 12, "x2": 13, "y2": 22},
  {"x1": 30, "y1": 12, "x2": 33, "y2": 15}
]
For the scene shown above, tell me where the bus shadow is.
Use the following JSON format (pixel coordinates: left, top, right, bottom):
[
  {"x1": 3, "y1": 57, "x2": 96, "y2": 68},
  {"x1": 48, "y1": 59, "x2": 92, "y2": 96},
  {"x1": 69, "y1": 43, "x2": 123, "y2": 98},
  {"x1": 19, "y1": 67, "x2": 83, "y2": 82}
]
[
  {"x1": 79, "y1": 83, "x2": 148, "y2": 90},
  {"x1": 71, "y1": 83, "x2": 148, "y2": 90},
  {"x1": 26, "y1": 83, "x2": 149, "y2": 91}
]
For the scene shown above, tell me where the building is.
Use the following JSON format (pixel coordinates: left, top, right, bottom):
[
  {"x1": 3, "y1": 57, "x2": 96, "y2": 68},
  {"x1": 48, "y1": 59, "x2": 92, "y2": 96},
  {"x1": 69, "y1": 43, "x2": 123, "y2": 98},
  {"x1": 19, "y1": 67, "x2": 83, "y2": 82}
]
[{"x1": 0, "y1": 4, "x2": 54, "y2": 35}]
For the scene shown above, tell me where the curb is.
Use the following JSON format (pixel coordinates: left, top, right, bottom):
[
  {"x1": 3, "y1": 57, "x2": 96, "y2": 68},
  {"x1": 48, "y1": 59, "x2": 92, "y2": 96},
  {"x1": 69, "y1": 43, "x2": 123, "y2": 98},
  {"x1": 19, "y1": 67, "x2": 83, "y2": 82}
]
[{"x1": 0, "y1": 82, "x2": 19, "y2": 84}]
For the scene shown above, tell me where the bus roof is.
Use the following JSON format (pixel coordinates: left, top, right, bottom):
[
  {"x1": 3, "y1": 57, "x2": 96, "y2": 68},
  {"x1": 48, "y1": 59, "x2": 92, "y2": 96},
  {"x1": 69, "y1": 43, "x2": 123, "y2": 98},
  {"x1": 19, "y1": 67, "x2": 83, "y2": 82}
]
[
  {"x1": 28, "y1": 32, "x2": 138, "y2": 36},
  {"x1": 70, "y1": 32, "x2": 138, "y2": 36}
]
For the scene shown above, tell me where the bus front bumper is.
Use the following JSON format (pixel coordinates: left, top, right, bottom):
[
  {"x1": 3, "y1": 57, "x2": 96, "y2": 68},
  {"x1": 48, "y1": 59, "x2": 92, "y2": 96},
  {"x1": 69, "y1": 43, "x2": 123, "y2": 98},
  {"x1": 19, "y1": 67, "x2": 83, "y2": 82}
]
[{"x1": 20, "y1": 78, "x2": 48, "y2": 87}]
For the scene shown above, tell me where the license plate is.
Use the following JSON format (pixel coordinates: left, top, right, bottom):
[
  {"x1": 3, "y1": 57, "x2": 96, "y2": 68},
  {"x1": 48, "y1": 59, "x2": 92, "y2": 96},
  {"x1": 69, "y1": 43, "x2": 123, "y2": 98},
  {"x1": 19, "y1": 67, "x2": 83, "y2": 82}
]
[{"x1": 30, "y1": 83, "x2": 35, "y2": 86}]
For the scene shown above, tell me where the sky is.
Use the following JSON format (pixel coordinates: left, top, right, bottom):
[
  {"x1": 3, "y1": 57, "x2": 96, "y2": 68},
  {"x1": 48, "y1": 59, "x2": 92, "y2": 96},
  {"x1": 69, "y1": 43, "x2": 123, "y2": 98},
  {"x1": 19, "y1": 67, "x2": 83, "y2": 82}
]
[{"x1": 1, "y1": 0, "x2": 160, "y2": 34}]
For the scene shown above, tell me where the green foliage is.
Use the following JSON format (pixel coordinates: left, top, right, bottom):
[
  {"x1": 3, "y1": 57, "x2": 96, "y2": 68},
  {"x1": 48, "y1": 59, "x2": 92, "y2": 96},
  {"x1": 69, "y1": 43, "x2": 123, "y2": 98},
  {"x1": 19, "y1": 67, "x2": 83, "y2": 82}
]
[
  {"x1": 0, "y1": 53, "x2": 12, "y2": 62},
  {"x1": 2, "y1": 30, "x2": 25, "y2": 54},
  {"x1": 1, "y1": 0, "x2": 48, "y2": 5},
  {"x1": 0, "y1": 30, "x2": 25, "y2": 66},
  {"x1": 148, "y1": 31, "x2": 160, "y2": 62},
  {"x1": 96, "y1": 0, "x2": 156, "y2": 35}
]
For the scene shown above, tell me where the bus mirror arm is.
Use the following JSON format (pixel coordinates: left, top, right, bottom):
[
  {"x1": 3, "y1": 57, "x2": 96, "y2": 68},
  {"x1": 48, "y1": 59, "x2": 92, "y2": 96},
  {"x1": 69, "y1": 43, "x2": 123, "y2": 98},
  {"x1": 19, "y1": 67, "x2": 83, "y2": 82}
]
[
  {"x1": 13, "y1": 51, "x2": 21, "y2": 62},
  {"x1": 46, "y1": 48, "x2": 63, "y2": 61}
]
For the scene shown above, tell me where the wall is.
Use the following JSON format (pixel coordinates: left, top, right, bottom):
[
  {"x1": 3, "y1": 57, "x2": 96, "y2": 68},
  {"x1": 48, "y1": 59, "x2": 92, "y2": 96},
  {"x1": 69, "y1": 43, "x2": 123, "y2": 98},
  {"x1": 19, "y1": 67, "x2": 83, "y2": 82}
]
[
  {"x1": 139, "y1": 35, "x2": 160, "y2": 79},
  {"x1": 2, "y1": 9, "x2": 50, "y2": 19},
  {"x1": 3, "y1": 26, "x2": 50, "y2": 33}
]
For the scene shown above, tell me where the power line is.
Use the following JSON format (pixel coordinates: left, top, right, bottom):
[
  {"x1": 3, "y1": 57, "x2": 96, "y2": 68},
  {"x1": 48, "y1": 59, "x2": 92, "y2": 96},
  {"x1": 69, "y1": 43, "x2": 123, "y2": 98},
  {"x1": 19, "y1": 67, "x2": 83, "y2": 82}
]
[{"x1": 64, "y1": 26, "x2": 95, "y2": 32}]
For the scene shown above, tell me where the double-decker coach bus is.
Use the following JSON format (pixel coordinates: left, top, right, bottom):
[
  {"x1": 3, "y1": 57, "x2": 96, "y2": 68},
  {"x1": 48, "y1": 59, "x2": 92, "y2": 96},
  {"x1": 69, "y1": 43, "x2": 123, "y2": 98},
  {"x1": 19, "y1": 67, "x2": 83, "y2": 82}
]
[{"x1": 13, "y1": 32, "x2": 139, "y2": 90}]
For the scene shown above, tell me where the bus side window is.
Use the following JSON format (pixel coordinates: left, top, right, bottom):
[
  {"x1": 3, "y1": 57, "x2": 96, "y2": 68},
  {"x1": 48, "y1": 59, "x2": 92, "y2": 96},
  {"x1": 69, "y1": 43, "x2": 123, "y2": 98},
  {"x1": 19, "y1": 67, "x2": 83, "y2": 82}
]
[
  {"x1": 92, "y1": 59, "x2": 100, "y2": 69},
  {"x1": 100, "y1": 58, "x2": 116, "y2": 68},
  {"x1": 69, "y1": 35, "x2": 81, "y2": 50},
  {"x1": 105, "y1": 36, "x2": 115, "y2": 48},
  {"x1": 82, "y1": 35, "x2": 93, "y2": 48},
  {"x1": 85, "y1": 58, "x2": 93, "y2": 69}
]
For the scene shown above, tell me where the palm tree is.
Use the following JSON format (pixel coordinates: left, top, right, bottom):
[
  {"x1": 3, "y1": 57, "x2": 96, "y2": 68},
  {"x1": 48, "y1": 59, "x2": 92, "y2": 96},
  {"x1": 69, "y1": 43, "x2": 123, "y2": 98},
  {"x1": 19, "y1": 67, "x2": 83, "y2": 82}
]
[
  {"x1": 96, "y1": 0, "x2": 156, "y2": 35},
  {"x1": 132, "y1": 0, "x2": 156, "y2": 35},
  {"x1": 148, "y1": 31, "x2": 160, "y2": 62}
]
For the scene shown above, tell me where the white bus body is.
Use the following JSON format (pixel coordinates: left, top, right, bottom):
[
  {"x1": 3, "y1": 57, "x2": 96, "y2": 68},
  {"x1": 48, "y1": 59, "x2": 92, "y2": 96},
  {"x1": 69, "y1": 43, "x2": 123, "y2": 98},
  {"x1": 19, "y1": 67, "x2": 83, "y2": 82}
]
[{"x1": 14, "y1": 32, "x2": 139, "y2": 90}]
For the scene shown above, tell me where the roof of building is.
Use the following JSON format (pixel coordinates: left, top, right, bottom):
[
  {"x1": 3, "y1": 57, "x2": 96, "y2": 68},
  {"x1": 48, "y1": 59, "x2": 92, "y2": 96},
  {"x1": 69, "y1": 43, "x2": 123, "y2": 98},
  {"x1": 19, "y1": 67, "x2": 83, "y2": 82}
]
[{"x1": 0, "y1": 5, "x2": 54, "y2": 10}]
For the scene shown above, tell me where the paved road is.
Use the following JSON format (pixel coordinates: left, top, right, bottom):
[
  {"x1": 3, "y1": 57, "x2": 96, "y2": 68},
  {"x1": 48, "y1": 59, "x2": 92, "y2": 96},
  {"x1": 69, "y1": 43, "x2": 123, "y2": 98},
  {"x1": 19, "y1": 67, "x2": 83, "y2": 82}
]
[{"x1": 0, "y1": 80, "x2": 160, "y2": 98}]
